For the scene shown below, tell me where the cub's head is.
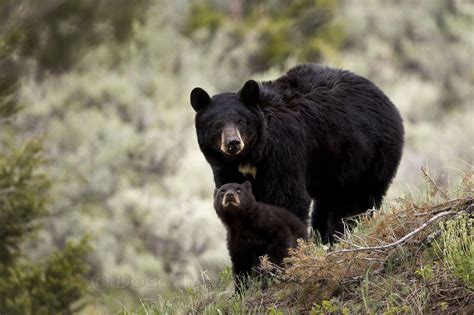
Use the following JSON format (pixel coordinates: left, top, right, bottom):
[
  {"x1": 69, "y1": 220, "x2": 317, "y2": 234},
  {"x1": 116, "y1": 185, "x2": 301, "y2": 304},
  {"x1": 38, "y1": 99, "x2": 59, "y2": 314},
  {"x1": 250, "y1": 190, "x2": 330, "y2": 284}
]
[
  {"x1": 213, "y1": 181, "x2": 255, "y2": 216},
  {"x1": 190, "y1": 80, "x2": 261, "y2": 160}
]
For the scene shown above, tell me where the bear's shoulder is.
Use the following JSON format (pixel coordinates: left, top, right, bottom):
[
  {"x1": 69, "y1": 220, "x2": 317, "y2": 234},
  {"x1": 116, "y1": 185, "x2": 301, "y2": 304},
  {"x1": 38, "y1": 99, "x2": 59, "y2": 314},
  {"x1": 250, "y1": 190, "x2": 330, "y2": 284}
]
[{"x1": 258, "y1": 64, "x2": 342, "y2": 110}]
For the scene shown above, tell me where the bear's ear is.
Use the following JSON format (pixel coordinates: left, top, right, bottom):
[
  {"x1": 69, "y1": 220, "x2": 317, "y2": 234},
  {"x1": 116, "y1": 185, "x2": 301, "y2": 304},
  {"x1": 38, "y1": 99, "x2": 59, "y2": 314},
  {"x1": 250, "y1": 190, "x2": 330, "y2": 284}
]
[
  {"x1": 242, "y1": 180, "x2": 252, "y2": 191},
  {"x1": 190, "y1": 87, "x2": 211, "y2": 112},
  {"x1": 239, "y1": 80, "x2": 260, "y2": 107}
]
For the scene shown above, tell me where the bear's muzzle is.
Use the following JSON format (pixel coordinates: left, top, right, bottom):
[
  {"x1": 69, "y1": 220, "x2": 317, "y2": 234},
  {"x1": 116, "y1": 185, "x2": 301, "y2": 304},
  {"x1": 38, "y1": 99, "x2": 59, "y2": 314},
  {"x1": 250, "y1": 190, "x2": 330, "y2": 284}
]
[
  {"x1": 220, "y1": 123, "x2": 244, "y2": 155},
  {"x1": 222, "y1": 191, "x2": 240, "y2": 207}
]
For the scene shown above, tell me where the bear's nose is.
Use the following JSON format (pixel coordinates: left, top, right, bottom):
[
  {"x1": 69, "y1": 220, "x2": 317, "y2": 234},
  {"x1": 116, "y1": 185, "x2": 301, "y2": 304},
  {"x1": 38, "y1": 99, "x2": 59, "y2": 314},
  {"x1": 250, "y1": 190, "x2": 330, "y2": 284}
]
[{"x1": 227, "y1": 139, "x2": 241, "y2": 154}]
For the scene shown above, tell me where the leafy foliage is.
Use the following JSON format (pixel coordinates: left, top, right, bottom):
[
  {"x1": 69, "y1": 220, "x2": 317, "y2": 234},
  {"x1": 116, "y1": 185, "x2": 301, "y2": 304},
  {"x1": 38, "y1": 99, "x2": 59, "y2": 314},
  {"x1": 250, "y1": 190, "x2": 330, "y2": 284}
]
[
  {"x1": 0, "y1": 141, "x2": 48, "y2": 263},
  {"x1": 0, "y1": 0, "x2": 150, "y2": 72},
  {"x1": 0, "y1": 1, "x2": 115, "y2": 312},
  {"x1": 27, "y1": 239, "x2": 91, "y2": 314},
  {"x1": 185, "y1": 0, "x2": 345, "y2": 71},
  {"x1": 0, "y1": 0, "x2": 151, "y2": 125},
  {"x1": 0, "y1": 141, "x2": 91, "y2": 314}
]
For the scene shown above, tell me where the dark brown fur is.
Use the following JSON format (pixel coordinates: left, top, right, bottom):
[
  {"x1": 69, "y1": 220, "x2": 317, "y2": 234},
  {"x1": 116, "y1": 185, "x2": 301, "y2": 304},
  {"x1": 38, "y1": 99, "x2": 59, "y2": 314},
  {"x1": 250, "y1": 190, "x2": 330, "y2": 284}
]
[{"x1": 214, "y1": 181, "x2": 307, "y2": 291}]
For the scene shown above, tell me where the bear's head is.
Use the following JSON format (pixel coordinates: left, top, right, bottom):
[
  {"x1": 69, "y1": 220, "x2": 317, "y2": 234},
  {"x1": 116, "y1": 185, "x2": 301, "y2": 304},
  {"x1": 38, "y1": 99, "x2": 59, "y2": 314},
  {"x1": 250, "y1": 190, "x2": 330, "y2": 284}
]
[
  {"x1": 213, "y1": 181, "x2": 255, "y2": 220},
  {"x1": 190, "y1": 80, "x2": 261, "y2": 161}
]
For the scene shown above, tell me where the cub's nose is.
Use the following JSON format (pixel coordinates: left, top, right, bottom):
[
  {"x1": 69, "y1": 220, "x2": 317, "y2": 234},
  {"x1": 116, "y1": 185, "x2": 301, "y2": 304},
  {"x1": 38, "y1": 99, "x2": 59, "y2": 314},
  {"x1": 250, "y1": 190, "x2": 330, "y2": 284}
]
[
  {"x1": 224, "y1": 191, "x2": 236, "y2": 202},
  {"x1": 226, "y1": 139, "x2": 241, "y2": 154}
]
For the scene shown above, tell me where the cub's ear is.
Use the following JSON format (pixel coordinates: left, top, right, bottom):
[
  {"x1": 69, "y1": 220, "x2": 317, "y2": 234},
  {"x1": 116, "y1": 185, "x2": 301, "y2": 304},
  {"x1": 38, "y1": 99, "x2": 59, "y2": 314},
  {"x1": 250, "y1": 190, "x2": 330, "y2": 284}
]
[
  {"x1": 242, "y1": 180, "x2": 252, "y2": 191},
  {"x1": 239, "y1": 80, "x2": 260, "y2": 107},
  {"x1": 190, "y1": 87, "x2": 211, "y2": 112}
]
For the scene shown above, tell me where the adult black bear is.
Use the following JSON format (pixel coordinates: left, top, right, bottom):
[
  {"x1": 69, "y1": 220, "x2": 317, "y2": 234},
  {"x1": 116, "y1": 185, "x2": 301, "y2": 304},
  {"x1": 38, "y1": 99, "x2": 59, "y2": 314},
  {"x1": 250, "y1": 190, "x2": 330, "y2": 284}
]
[
  {"x1": 191, "y1": 63, "x2": 404, "y2": 243},
  {"x1": 214, "y1": 181, "x2": 307, "y2": 291}
]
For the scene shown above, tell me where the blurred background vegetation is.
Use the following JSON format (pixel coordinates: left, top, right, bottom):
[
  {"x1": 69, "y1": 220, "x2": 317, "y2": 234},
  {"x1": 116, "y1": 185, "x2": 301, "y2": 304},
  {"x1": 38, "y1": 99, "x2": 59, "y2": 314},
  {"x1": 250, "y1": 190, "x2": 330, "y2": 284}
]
[{"x1": 0, "y1": 0, "x2": 472, "y2": 313}]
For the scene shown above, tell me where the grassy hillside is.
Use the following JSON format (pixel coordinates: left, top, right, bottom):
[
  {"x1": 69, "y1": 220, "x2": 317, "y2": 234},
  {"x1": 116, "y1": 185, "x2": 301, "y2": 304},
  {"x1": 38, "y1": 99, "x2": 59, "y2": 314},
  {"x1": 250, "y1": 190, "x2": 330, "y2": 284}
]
[{"x1": 117, "y1": 169, "x2": 473, "y2": 314}]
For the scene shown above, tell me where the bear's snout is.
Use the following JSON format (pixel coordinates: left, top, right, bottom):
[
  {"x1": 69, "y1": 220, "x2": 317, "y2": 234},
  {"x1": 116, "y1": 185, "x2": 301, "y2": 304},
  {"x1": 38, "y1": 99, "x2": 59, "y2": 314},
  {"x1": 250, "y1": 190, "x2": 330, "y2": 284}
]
[
  {"x1": 220, "y1": 124, "x2": 244, "y2": 155},
  {"x1": 223, "y1": 191, "x2": 240, "y2": 207}
]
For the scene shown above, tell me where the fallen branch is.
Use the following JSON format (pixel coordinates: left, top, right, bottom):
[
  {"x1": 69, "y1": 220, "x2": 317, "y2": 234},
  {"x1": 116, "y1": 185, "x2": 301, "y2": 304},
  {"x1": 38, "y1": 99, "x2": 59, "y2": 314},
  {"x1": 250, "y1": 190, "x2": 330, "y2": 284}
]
[{"x1": 328, "y1": 210, "x2": 457, "y2": 256}]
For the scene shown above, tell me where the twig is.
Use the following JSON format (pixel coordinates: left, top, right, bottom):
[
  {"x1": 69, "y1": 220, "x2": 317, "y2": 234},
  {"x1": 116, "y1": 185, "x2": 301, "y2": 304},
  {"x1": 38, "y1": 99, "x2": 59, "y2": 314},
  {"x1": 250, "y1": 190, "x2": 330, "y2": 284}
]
[
  {"x1": 341, "y1": 252, "x2": 395, "y2": 285},
  {"x1": 419, "y1": 229, "x2": 442, "y2": 246},
  {"x1": 341, "y1": 265, "x2": 384, "y2": 284},
  {"x1": 413, "y1": 199, "x2": 463, "y2": 217},
  {"x1": 328, "y1": 210, "x2": 457, "y2": 256},
  {"x1": 353, "y1": 234, "x2": 371, "y2": 247},
  {"x1": 421, "y1": 166, "x2": 450, "y2": 201},
  {"x1": 337, "y1": 238, "x2": 363, "y2": 249},
  {"x1": 427, "y1": 198, "x2": 468, "y2": 214}
]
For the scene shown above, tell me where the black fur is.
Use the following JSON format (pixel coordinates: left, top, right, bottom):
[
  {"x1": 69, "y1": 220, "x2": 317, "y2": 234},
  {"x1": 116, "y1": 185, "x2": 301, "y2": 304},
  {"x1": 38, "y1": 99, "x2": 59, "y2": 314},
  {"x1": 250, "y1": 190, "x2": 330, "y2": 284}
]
[
  {"x1": 192, "y1": 63, "x2": 404, "y2": 243},
  {"x1": 214, "y1": 181, "x2": 308, "y2": 291}
]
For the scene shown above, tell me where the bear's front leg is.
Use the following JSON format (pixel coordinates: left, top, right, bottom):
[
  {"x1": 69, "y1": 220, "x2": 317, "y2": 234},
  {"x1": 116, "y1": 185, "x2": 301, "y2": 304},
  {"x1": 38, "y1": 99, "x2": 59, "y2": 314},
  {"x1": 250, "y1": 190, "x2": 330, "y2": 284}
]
[{"x1": 259, "y1": 174, "x2": 312, "y2": 223}]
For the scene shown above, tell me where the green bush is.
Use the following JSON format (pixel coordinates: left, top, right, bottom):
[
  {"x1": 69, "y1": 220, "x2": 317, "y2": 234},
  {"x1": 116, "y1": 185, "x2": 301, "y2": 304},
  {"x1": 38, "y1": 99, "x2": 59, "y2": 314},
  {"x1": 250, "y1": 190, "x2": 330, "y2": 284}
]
[{"x1": 0, "y1": 140, "x2": 91, "y2": 315}]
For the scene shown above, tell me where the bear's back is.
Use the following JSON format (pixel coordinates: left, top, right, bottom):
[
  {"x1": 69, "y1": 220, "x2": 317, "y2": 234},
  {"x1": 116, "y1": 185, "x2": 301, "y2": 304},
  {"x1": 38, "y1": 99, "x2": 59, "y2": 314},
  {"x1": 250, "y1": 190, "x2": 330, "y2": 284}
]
[
  {"x1": 260, "y1": 63, "x2": 380, "y2": 106},
  {"x1": 291, "y1": 63, "x2": 375, "y2": 92},
  {"x1": 284, "y1": 63, "x2": 348, "y2": 93}
]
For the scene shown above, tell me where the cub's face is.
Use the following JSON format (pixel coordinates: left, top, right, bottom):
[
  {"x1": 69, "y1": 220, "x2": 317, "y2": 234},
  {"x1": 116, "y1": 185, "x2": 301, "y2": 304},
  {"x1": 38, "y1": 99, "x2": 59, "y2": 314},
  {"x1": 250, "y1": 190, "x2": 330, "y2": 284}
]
[
  {"x1": 213, "y1": 181, "x2": 255, "y2": 215},
  {"x1": 190, "y1": 80, "x2": 261, "y2": 160}
]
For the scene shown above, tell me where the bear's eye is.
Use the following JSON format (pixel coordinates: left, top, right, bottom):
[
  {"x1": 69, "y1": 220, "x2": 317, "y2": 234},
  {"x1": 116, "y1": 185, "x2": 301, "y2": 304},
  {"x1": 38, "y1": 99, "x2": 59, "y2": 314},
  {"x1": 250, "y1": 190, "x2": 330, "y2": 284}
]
[
  {"x1": 220, "y1": 191, "x2": 225, "y2": 197},
  {"x1": 236, "y1": 188, "x2": 241, "y2": 194},
  {"x1": 237, "y1": 119, "x2": 245, "y2": 125},
  {"x1": 213, "y1": 121, "x2": 224, "y2": 129}
]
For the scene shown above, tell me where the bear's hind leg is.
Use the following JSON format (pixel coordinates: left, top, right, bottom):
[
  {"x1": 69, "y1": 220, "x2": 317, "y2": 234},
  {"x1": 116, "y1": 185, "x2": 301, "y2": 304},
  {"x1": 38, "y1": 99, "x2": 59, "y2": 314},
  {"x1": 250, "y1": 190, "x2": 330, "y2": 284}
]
[
  {"x1": 311, "y1": 196, "x2": 372, "y2": 244},
  {"x1": 311, "y1": 200, "x2": 331, "y2": 243}
]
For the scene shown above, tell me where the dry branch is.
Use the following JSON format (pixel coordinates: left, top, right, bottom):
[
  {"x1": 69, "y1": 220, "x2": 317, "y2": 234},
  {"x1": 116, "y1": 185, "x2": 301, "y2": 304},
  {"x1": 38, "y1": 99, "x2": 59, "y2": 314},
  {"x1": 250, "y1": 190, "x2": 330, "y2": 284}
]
[{"x1": 328, "y1": 210, "x2": 458, "y2": 256}]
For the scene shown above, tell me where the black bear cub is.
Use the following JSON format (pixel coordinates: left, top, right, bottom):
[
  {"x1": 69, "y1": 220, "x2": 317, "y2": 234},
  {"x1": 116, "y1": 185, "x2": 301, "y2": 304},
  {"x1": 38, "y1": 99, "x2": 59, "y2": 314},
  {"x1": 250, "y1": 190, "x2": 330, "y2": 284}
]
[{"x1": 214, "y1": 181, "x2": 307, "y2": 291}]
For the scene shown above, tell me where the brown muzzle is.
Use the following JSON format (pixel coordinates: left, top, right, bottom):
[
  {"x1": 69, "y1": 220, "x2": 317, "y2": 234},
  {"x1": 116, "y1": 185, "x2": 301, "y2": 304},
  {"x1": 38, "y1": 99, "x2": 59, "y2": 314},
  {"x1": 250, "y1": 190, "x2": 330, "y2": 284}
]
[
  {"x1": 220, "y1": 124, "x2": 244, "y2": 155},
  {"x1": 222, "y1": 191, "x2": 240, "y2": 207}
]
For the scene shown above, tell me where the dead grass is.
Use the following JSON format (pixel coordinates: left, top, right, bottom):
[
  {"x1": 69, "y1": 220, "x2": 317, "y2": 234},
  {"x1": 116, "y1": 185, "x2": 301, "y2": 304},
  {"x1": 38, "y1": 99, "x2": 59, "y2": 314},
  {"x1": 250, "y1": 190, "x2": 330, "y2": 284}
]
[{"x1": 254, "y1": 169, "x2": 473, "y2": 313}]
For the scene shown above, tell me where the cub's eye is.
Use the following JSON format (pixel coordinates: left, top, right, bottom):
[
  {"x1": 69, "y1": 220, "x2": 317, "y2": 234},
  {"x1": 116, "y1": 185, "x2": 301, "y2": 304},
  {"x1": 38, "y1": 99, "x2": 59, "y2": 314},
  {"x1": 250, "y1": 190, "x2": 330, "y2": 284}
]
[
  {"x1": 220, "y1": 191, "x2": 225, "y2": 197},
  {"x1": 236, "y1": 188, "x2": 241, "y2": 194},
  {"x1": 237, "y1": 119, "x2": 245, "y2": 125}
]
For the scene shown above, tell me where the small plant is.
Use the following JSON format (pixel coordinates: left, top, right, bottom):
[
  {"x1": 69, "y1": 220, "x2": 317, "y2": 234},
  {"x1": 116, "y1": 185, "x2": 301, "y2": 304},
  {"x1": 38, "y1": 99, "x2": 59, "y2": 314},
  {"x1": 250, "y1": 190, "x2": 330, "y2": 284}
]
[
  {"x1": 434, "y1": 214, "x2": 474, "y2": 289},
  {"x1": 218, "y1": 265, "x2": 233, "y2": 284},
  {"x1": 267, "y1": 306, "x2": 285, "y2": 315},
  {"x1": 415, "y1": 265, "x2": 434, "y2": 281},
  {"x1": 311, "y1": 299, "x2": 348, "y2": 315}
]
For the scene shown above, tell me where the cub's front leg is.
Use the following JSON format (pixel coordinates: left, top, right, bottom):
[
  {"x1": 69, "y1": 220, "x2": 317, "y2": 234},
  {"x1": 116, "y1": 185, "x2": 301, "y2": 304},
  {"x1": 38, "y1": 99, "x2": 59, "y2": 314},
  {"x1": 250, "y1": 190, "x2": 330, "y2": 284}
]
[{"x1": 229, "y1": 247, "x2": 255, "y2": 294}]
